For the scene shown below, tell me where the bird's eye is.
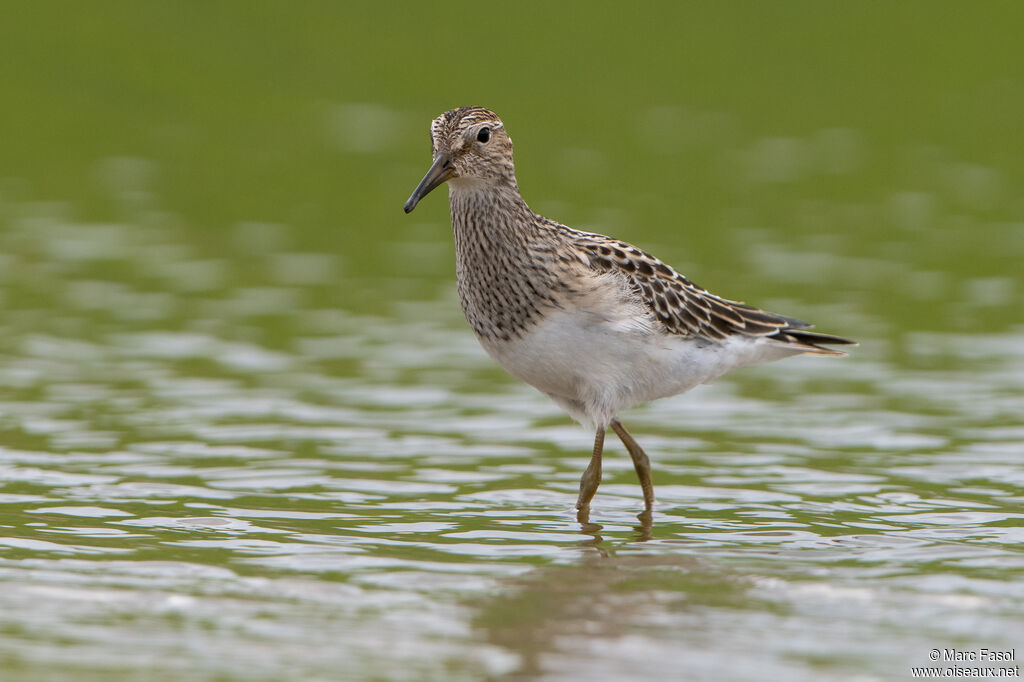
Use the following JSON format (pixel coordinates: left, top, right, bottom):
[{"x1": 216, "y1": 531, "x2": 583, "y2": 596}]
[{"x1": 477, "y1": 127, "x2": 490, "y2": 143}]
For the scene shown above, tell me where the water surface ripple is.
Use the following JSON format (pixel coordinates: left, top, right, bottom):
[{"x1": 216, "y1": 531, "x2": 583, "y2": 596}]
[{"x1": 1, "y1": 211, "x2": 1022, "y2": 681}]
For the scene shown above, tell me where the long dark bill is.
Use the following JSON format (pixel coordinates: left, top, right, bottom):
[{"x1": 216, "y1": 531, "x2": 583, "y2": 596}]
[{"x1": 403, "y1": 154, "x2": 453, "y2": 213}]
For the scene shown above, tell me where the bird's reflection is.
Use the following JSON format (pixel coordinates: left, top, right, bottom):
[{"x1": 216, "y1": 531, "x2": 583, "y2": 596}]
[
  {"x1": 576, "y1": 505, "x2": 654, "y2": 549},
  {"x1": 634, "y1": 508, "x2": 653, "y2": 541},
  {"x1": 575, "y1": 504, "x2": 607, "y2": 554},
  {"x1": 473, "y1": 517, "x2": 722, "y2": 681}
]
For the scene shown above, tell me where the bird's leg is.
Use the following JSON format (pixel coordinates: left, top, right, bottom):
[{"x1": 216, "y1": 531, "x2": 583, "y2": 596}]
[
  {"x1": 576, "y1": 427, "x2": 605, "y2": 510},
  {"x1": 611, "y1": 419, "x2": 654, "y2": 511}
]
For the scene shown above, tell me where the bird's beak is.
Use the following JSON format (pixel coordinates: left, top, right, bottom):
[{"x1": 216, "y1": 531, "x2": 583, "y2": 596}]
[{"x1": 404, "y1": 153, "x2": 454, "y2": 213}]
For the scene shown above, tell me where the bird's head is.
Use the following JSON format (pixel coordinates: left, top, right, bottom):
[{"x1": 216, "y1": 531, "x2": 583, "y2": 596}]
[{"x1": 404, "y1": 106, "x2": 515, "y2": 213}]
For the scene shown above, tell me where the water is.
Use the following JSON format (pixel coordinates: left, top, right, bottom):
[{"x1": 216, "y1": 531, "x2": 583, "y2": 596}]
[
  {"x1": 1, "y1": 205, "x2": 1022, "y2": 681},
  {"x1": 2, "y1": 4, "x2": 1024, "y2": 681}
]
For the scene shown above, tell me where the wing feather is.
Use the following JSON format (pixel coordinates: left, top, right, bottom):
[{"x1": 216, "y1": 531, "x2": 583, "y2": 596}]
[{"x1": 572, "y1": 235, "x2": 856, "y2": 354}]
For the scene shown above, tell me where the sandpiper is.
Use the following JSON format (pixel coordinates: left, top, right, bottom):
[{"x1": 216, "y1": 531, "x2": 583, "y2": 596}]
[{"x1": 404, "y1": 106, "x2": 854, "y2": 514}]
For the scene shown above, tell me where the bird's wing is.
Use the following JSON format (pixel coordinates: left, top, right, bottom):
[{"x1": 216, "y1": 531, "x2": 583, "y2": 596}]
[{"x1": 571, "y1": 235, "x2": 855, "y2": 355}]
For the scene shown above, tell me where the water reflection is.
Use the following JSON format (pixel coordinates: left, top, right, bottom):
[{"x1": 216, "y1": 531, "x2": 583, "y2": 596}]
[
  {"x1": 576, "y1": 506, "x2": 652, "y2": 546},
  {"x1": 475, "y1": 551, "x2": 754, "y2": 682}
]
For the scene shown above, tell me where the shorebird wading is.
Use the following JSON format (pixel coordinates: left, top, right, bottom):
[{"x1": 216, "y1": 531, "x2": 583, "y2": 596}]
[{"x1": 404, "y1": 106, "x2": 854, "y2": 515}]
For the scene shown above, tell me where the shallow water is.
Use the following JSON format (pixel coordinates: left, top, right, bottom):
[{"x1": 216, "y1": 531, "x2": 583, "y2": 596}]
[
  {"x1": 1, "y1": 205, "x2": 1022, "y2": 681},
  {"x1": 3, "y1": 4, "x2": 1024, "y2": 681}
]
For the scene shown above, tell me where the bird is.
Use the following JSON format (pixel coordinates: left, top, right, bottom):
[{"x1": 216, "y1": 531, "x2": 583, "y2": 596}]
[{"x1": 403, "y1": 106, "x2": 854, "y2": 516}]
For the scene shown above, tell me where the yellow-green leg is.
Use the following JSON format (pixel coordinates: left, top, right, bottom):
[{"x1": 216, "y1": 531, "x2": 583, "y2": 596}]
[
  {"x1": 575, "y1": 428, "x2": 605, "y2": 510},
  {"x1": 611, "y1": 419, "x2": 654, "y2": 511}
]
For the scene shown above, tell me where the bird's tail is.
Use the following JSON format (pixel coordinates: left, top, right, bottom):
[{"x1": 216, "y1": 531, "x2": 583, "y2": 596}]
[{"x1": 771, "y1": 328, "x2": 858, "y2": 356}]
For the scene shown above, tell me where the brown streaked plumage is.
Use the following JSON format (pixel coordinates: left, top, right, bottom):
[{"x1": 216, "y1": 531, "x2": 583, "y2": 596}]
[
  {"x1": 572, "y1": 234, "x2": 849, "y2": 352},
  {"x1": 404, "y1": 106, "x2": 855, "y2": 517}
]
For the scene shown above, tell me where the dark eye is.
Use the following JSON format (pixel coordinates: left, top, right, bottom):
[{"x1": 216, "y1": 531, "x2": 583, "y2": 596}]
[{"x1": 477, "y1": 127, "x2": 490, "y2": 143}]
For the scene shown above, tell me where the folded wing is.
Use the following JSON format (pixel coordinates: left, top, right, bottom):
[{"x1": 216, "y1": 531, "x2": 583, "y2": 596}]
[{"x1": 574, "y1": 236, "x2": 856, "y2": 355}]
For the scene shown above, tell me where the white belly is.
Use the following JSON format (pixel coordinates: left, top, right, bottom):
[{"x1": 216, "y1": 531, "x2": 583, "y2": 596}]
[{"x1": 477, "y1": 305, "x2": 799, "y2": 428}]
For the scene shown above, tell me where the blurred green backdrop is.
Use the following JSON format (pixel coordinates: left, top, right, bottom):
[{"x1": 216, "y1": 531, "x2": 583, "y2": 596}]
[{"x1": 2, "y1": 2, "x2": 1021, "y2": 337}]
